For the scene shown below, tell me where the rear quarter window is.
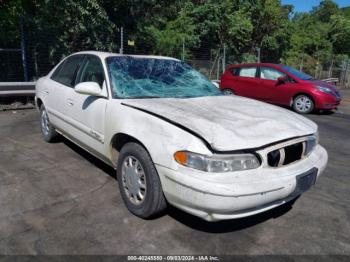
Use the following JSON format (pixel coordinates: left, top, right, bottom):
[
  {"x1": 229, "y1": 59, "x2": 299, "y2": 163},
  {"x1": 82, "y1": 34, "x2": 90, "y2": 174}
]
[{"x1": 229, "y1": 67, "x2": 240, "y2": 76}]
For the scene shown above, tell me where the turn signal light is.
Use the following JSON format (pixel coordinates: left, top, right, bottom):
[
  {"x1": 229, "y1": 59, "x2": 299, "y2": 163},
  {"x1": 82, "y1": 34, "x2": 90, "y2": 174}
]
[{"x1": 174, "y1": 151, "x2": 187, "y2": 165}]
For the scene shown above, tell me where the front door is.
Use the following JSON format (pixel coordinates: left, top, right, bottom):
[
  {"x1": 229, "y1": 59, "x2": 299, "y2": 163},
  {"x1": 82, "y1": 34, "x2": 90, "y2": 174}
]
[
  {"x1": 258, "y1": 66, "x2": 289, "y2": 104},
  {"x1": 46, "y1": 54, "x2": 85, "y2": 131},
  {"x1": 63, "y1": 55, "x2": 108, "y2": 155}
]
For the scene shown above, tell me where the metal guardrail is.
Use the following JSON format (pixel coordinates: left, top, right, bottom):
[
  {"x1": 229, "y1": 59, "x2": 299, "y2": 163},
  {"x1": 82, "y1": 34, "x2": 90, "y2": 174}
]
[
  {"x1": 211, "y1": 80, "x2": 220, "y2": 88},
  {"x1": 321, "y1": 78, "x2": 339, "y2": 84},
  {"x1": 0, "y1": 82, "x2": 36, "y2": 96}
]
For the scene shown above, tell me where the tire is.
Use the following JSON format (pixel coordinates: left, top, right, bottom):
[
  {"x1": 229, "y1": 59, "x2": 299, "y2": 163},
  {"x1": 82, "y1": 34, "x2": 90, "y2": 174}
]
[
  {"x1": 292, "y1": 94, "x2": 314, "y2": 114},
  {"x1": 222, "y1": 89, "x2": 235, "y2": 95},
  {"x1": 40, "y1": 105, "x2": 59, "y2": 142},
  {"x1": 116, "y1": 142, "x2": 167, "y2": 219}
]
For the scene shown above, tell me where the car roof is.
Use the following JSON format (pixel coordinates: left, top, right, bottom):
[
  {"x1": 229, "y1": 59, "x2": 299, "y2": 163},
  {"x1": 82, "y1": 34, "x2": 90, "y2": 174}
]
[
  {"x1": 227, "y1": 63, "x2": 282, "y2": 68},
  {"x1": 72, "y1": 50, "x2": 180, "y2": 61}
]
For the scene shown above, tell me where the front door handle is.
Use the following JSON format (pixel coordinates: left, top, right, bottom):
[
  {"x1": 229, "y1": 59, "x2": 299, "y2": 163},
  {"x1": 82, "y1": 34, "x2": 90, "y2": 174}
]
[{"x1": 67, "y1": 99, "x2": 74, "y2": 106}]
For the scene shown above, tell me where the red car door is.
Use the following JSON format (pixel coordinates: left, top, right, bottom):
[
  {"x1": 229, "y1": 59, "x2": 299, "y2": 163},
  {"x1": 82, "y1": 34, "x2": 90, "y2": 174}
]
[
  {"x1": 258, "y1": 66, "x2": 292, "y2": 105},
  {"x1": 233, "y1": 66, "x2": 260, "y2": 99}
]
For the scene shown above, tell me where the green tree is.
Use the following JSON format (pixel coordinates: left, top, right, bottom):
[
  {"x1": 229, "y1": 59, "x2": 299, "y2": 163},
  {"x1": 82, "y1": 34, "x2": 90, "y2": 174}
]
[
  {"x1": 0, "y1": 0, "x2": 23, "y2": 47},
  {"x1": 1, "y1": 0, "x2": 349, "y2": 80},
  {"x1": 281, "y1": 0, "x2": 350, "y2": 76},
  {"x1": 144, "y1": 13, "x2": 198, "y2": 58},
  {"x1": 24, "y1": 0, "x2": 117, "y2": 60},
  {"x1": 1, "y1": 0, "x2": 117, "y2": 79},
  {"x1": 312, "y1": 0, "x2": 340, "y2": 23},
  {"x1": 330, "y1": 14, "x2": 350, "y2": 55}
]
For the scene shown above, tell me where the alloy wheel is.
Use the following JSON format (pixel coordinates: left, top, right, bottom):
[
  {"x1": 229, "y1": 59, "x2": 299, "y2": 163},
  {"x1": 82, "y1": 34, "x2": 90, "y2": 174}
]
[{"x1": 295, "y1": 95, "x2": 312, "y2": 113}]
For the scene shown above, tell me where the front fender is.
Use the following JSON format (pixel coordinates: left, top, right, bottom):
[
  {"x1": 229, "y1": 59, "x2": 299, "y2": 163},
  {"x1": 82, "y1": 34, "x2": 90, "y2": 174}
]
[{"x1": 104, "y1": 102, "x2": 211, "y2": 170}]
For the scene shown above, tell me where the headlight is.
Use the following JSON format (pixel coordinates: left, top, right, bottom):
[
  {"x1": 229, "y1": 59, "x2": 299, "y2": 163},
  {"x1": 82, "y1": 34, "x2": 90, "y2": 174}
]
[
  {"x1": 315, "y1": 85, "x2": 333, "y2": 94},
  {"x1": 174, "y1": 151, "x2": 260, "y2": 172}
]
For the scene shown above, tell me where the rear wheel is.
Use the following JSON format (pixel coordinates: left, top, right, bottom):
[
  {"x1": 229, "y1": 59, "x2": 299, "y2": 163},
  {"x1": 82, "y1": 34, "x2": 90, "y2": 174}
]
[
  {"x1": 40, "y1": 105, "x2": 58, "y2": 142},
  {"x1": 292, "y1": 95, "x2": 314, "y2": 114},
  {"x1": 116, "y1": 142, "x2": 167, "y2": 219},
  {"x1": 222, "y1": 89, "x2": 235, "y2": 95}
]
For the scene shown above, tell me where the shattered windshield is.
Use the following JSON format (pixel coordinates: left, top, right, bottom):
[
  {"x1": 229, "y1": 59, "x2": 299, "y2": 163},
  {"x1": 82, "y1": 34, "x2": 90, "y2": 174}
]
[{"x1": 106, "y1": 56, "x2": 221, "y2": 99}]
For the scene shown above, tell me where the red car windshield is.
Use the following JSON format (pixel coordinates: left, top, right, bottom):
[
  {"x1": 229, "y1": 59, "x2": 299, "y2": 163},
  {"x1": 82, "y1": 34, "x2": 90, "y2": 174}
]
[{"x1": 281, "y1": 65, "x2": 313, "y2": 80}]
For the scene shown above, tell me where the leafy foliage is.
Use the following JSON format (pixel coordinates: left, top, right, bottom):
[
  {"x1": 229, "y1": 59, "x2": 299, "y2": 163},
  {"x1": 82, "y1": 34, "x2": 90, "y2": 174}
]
[{"x1": 1, "y1": 0, "x2": 349, "y2": 77}]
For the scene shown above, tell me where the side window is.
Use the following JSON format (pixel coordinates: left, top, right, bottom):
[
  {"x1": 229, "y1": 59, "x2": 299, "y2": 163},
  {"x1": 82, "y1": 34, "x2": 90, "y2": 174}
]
[
  {"x1": 260, "y1": 67, "x2": 285, "y2": 80},
  {"x1": 238, "y1": 67, "x2": 257, "y2": 78},
  {"x1": 51, "y1": 55, "x2": 84, "y2": 87},
  {"x1": 230, "y1": 67, "x2": 240, "y2": 76},
  {"x1": 76, "y1": 56, "x2": 105, "y2": 87}
]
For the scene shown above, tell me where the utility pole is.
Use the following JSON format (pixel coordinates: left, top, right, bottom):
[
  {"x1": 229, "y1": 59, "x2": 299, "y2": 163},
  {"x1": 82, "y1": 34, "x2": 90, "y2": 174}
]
[
  {"x1": 217, "y1": 56, "x2": 221, "y2": 80},
  {"x1": 256, "y1": 47, "x2": 261, "y2": 63},
  {"x1": 119, "y1": 27, "x2": 124, "y2": 54},
  {"x1": 344, "y1": 60, "x2": 350, "y2": 87},
  {"x1": 299, "y1": 54, "x2": 304, "y2": 71},
  {"x1": 328, "y1": 58, "x2": 334, "y2": 78},
  {"x1": 20, "y1": 16, "x2": 28, "y2": 81},
  {"x1": 182, "y1": 38, "x2": 185, "y2": 61},
  {"x1": 222, "y1": 45, "x2": 226, "y2": 74}
]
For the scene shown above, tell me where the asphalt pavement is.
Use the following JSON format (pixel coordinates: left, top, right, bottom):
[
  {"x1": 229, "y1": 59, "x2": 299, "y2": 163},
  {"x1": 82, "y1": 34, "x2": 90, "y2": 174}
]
[{"x1": 0, "y1": 93, "x2": 349, "y2": 255}]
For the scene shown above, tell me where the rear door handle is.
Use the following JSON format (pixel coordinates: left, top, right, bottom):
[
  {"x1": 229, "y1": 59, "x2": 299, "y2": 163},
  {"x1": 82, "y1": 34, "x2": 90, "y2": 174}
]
[{"x1": 43, "y1": 90, "x2": 49, "y2": 95}]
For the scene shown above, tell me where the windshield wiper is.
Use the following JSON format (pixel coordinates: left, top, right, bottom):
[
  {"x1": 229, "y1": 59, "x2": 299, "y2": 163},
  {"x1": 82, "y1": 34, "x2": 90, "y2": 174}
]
[{"x1": 125, "y1": 96, "x2": 161, "y2": 99}]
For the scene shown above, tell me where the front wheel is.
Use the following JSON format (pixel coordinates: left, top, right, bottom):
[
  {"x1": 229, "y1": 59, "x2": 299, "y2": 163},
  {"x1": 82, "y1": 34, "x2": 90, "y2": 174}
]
[
  {"x1": 222, "y1": 89, "x2": 235, "y2": 95},
  {"x1": 116, "y1": 142, "x2": 167, "y2": 219},
  {"x1": 292, "y1": 95, "x2": 314, "y2": 114}
]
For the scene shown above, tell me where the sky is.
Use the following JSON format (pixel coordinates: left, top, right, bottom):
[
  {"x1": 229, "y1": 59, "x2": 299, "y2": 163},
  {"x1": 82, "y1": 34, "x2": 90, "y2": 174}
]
[{"x1": 281, "y1": 0, "x2": 349, "y2": 13}]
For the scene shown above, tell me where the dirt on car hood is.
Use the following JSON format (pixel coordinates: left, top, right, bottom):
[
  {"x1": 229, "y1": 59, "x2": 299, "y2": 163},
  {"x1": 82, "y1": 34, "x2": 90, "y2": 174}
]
[{"x1": 123, "y1": 95, "x2": 317, "y2": 151}]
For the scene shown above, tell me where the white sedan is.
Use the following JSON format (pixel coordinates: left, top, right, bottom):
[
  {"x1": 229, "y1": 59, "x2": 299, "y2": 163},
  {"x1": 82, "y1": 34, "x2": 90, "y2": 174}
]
[{"x1": 35, "y1": 51, "x2": 328, "y2": 221}]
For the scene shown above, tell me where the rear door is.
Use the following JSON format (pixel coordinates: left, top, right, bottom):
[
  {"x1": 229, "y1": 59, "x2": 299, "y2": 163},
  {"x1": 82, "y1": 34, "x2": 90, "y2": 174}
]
[
  {"x1": 258, "y1": 66, "x2": 291, "y2": 105},
  {"x1": 63, "y1": 54, "x2": 108, "y2": 155},
  {"x1": 232, "y1": 66, "x2": 260, "y2": 99}
]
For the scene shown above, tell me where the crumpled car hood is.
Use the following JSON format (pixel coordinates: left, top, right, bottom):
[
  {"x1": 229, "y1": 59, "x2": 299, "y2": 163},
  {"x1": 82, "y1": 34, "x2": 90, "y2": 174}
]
[{"x1": 123, "y1": 95, "x2": 317, "y2": 151}]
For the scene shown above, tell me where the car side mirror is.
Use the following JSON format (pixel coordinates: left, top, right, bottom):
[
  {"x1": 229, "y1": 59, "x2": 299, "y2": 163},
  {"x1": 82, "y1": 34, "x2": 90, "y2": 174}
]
[
  {"x1": 74, "y1": 82, "x2": 106, "y2": 97},
  {"x1": 277, "y1": 76, "x2": 286, "y2": 85}
]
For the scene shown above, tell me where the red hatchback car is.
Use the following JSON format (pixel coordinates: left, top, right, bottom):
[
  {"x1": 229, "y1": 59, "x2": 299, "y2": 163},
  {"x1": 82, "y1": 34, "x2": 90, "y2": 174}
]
[{"x1": 220, "y1": 63, "x2": 341, "y2": 114}]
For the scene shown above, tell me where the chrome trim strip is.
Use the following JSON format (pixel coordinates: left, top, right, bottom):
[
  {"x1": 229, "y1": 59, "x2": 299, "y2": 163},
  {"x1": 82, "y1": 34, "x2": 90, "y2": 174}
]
[
  {"x1": 278, "y1": 148, "x2": 285, "y2": 167},
  {"x1": 301, "y1": 141, "x2": 306, "y2": 159}
]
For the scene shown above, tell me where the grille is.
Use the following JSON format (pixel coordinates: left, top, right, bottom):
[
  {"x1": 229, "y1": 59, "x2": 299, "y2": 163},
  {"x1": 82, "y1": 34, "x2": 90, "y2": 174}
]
[
  {"x1": 267, "y1": 137, "x2": 316, "y2": 167},
  {"x1": 334, "y1": 90, "x2": 341, "y2": 100}
]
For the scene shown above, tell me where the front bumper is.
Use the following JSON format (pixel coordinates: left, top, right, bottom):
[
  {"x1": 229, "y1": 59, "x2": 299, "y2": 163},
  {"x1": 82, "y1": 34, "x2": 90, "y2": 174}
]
[
  {"x1": 156, "y1": 145, "x2": 328, "y2": 221},
  {"x1": 314, "y1": 93, "x2": 341, "y2": 109}
]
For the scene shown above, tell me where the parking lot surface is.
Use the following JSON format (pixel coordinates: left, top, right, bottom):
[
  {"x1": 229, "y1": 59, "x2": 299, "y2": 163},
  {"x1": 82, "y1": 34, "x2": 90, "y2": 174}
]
[{"x1": 0, "y1": 93, "x2": 350, "y2": 255}]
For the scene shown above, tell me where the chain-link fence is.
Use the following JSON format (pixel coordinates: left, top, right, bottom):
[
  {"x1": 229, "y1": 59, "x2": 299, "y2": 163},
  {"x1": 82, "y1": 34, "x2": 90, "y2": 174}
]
[
  {"x1": 1, "y1": 22, "x2": 350, "y2": 88},
  {"x1": 0, "y1": 50, "x2": 24, "y2": 82}
]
